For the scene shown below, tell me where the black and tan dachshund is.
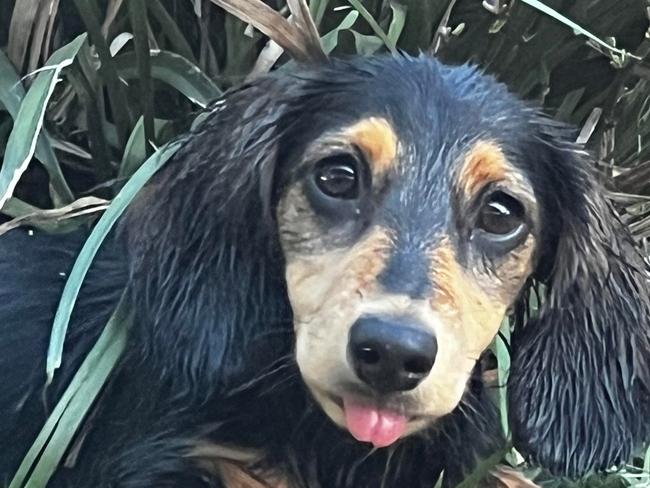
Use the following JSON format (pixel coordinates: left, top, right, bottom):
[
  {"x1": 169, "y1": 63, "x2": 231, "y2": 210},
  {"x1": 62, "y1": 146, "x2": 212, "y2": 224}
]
[{"x1": 1, "y1": 54, "x2": 650, "y2": 487}]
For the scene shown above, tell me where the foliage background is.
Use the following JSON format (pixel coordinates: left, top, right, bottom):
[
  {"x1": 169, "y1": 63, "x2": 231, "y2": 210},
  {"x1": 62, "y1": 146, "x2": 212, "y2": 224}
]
[{"x1": 1, "y1": 0, "x2": 650, "y2": 486}]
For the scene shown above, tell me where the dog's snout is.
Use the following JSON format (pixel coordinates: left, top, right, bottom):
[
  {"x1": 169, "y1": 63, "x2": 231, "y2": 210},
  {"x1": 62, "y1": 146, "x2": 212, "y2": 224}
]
[{"x1": 348, "y1": 316, "x2": 437, "y2": 393}]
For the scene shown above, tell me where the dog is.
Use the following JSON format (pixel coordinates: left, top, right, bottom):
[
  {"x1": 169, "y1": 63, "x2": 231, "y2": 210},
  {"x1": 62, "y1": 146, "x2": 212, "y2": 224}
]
[{"x1": 1, "y1": 54, "x2": 649, "y2": 487}]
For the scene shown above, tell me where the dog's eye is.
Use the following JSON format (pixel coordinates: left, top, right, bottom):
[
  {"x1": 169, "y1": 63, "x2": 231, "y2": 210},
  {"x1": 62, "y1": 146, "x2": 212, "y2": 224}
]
[
  {"x1": 313, "y1": 155, "x2": 359, "y2": 200},
  {"x1": 472, "y1": 191, "x2": 528, "y2": 254},
  {"x1": 477, "y1": 192, "x2": 524, "y2": 235}
]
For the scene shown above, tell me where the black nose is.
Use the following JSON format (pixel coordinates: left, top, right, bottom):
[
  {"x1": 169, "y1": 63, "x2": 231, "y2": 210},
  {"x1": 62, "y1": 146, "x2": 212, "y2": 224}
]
[{"x1": 347, "y1": 316, "x2": 437, "y2": 393}]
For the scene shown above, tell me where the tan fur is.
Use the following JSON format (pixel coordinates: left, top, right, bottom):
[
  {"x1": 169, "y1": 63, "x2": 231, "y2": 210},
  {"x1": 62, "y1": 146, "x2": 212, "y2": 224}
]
[
  {"x1": 277, "y1": 133, "x2": 538, "y2": 442},
  {"x1": 344, "y1": 117, "x2": 398, "y2": 176},
  {"x1": 459, "y1": 141, "x2": 510, "y2": 196},
  {"x1": 188, "y1": 442, "x2": 290, "y2": 488},
  {"x1": 406, "y1": 238, "x2": 534, "y2": 419},
  {"x1": 218, "y1": 462, "x2": 290, "y2": 488},
  {"x1": 283, "y1": 225, "x2": 536, "y2": 434}
]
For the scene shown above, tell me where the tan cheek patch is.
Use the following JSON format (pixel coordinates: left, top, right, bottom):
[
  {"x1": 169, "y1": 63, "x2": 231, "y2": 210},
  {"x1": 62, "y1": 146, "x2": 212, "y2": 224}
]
[
  {"x1": 344, "y1": 117, "x2": 397, "y2": 177},
  {"x1": 429, "y1": 242, "x2": 508, "y2": 352},
  {"x1": 458, "y1": 140, "x2": 509, "y2": 197},
  {"x1": 285, "y1": 227, "x2": 394, "y2": 323}
]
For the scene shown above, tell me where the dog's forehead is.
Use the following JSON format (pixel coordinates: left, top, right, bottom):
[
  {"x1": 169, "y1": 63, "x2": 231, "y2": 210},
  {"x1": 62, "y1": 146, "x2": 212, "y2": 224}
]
[
  {"x1": 283, "y1": 57, "x2": 532, "y2": 230},
  {"x1": 289, "y1": 56, "x2": 529, "y2": 146}
]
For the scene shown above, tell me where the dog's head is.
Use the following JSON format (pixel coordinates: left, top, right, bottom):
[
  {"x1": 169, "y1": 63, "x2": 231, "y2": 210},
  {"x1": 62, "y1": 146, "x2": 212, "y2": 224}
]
[
  {"x1": 129, "y1": 55, "x2": 650, "y2": 478},
  {"x1": 275, "y1": 83, "x2": 539, "y2": 446}
]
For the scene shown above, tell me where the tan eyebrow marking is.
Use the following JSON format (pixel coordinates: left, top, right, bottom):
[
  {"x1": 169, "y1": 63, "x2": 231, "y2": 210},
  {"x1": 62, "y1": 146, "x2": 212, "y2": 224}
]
[
  {"x1": 458, "y1": 140, "x2": 510, "y2": 196},
  {"x1": 344, "y1": 117, "x2": 398, "y2": 176}
]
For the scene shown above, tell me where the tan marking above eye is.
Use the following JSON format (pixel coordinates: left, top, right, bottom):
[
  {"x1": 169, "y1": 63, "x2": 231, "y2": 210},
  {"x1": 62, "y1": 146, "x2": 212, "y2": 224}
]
[
  {"x1": 343, "y1": 117, "x2": 398, "y2": 176},
  {"x1": 458, "y1": 140, "x2": 510, "y2": 197}
]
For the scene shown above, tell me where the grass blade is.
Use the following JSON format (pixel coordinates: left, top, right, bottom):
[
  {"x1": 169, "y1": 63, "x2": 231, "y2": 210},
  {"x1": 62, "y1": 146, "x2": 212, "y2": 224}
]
[
  {"x1": 9, "y1": 294, "x2": 131, "y2": 488},
  {"x1": 118, "y1": 116, "x2": 168, "y2": 182},
  {"x1": 495, "y1": 319, "x2": 511, "y2": 439},
  {"x1": 321, "y1": 10, "x2": 359, "y2": 54},
  {"x1": 46, "y1": 141, "x2": 181, "y2": 382},
  {"x1": 0, "y1": 45, "x2": 74, "y2": 206},
  {"x1": 210, "y1": 0, "x2": 326, "y2": 63},
  {"x1": 128, "y1": 0, "x2": 156, "y2": 154},
  {"x1": 74, "y1": 0, "x2": 133, "y2": 148},
  {"x1": 0, "y1": 49, "x2": 26, "y2": 115},
  {"x1": 309, "y1": 0, "x2": 330, "y2": 27},
  {"x1": 519, "y1": 0, "x2": 640, "y2": 63},
  {"x1": 0, "y1": 34, "x2": 86, "y2": 210},
  {"x1": 147, "y1": 0, "x2": 197, "y2": 63},
  {"x1": 347, "y1": 0, "x2": 397, "y2": 54},
  {"x1": 387, "y1": 2, "x2": 407, "y2": 48},
  {"x1": 351, "y1": 32, "x2": 383, "y2": 55},
  {"x1": 114, "y1": 50, "x2": 222, "y2": 107},
  {"x1": 0, "y1": 196, "x2": 108, "y2": 236}
]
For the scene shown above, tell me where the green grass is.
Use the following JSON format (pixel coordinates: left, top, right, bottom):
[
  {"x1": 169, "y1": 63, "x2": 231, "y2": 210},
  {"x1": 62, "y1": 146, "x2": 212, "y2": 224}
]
[{"x1": 1, "y1": 0, "x2": 650, "y2": 486}]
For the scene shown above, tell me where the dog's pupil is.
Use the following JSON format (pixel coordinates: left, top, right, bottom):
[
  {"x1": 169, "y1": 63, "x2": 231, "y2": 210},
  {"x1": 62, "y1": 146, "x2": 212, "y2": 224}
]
[
  {"x1": 316, "y1": 161, "x2": 358, "y2": 199},
  {"x1": 479, "y1": 195, "x2": 522, "y2": 235}
]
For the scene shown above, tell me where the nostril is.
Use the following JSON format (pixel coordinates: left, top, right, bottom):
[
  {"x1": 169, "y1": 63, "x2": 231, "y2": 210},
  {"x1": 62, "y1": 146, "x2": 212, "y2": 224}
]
[
  {"x1": 348, "y1": 316, "x2": 437, "y2": 392},
  {"x1": 404, "y1": 356, "x2": 434, "y2": 376},
  {"x1": 355, "y1": 345, "x2": 380, "y2": 365}
]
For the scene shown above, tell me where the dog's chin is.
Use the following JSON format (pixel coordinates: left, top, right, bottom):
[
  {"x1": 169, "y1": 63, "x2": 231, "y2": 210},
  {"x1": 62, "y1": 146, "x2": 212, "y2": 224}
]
[{"x1": 308, "y1": 385, "x2": 433, "y2": 449}]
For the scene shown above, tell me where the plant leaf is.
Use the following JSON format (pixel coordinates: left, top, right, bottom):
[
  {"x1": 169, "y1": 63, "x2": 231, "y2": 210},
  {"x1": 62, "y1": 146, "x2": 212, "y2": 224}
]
[
  {"x1": 351, "y1": 31, "x2": 384, "y2": 55},
  {"x1": 46, "y1": 141, "x2": 181, "y2": 382},
  {"x1": 387, "y1": 2, "x2": 407, "y2": 47},
  {"x1": 209, "y1": 0, "x2": 326, "y2": 63},
  {"x1": 113, "y1": 50, "x2": 222, "y2": 108},
  {"x1": 519, "y1": 0, "x2": 640, "y2": 63},
  {"x1": 118, "y1": 116, "x2": 169, "y2": 182},
  {"x1": 0, "y1": 196, "x2": 108, "y2": 236},
  {"x1": 10, "y1": 294, "x2": 131, "y2": 488},
  {"x1": 347, "y1": 0, "x2": 396, "y2": 54},
  {"x1": 0, "y1": 34, "x2": 85, "y2": 209},
  {"x1": 321, "y1": 10, "x2": 359, "y2": 54},
  {"x1": 0, "y1": 45, "x2": 74, "y2": 205}
]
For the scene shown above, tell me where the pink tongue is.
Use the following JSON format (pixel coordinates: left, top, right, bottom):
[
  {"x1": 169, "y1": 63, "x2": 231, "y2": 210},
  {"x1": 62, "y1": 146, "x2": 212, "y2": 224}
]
[{"x1": 343, "y1": 399, "x2": 408, "y2": 448}]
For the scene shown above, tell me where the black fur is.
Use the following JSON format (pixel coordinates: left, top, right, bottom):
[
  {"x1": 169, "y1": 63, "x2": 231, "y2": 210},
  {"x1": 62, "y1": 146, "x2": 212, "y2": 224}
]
[
  {"x1": 508, "y1": 119, "x2": 650, "y2": 477},
  {"x1": 1, "y1": 54, "x2": 649, "y2": 487}
]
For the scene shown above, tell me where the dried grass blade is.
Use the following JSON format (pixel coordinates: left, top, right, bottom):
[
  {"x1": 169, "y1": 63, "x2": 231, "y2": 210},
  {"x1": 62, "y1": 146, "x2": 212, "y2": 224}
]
[{"x1": 209, "y1": 0, "x2": 325, "y2": 63}]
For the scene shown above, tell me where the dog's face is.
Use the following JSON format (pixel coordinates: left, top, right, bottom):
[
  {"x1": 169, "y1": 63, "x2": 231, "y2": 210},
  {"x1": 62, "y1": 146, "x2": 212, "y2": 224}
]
[
  {"x1": 128, "y1": 55, "x2": 650, "y2": 476},
  {"x1": 273, "y1": 62, "x2": 542, "y2": 447}
]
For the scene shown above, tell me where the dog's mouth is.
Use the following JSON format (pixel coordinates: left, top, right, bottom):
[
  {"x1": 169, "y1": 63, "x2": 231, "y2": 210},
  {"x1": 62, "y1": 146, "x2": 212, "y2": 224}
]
[{"x1": 320, "y1": 390, "x2": 423, "y2": 448}]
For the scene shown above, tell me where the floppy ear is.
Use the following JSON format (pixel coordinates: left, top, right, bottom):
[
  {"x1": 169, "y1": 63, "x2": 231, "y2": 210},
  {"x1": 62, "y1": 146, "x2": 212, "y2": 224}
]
[
  {"x1": 508, "y1": 118, "x2": 650, "y2": 477},
  {"x1": 121, "y1": 74, "x2": 299, "y2": 398}
]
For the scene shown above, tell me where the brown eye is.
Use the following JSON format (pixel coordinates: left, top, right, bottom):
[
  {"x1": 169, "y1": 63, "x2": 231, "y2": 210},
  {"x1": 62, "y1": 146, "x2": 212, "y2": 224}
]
[
  {"x1": 477, "y1": 192, "x2": 525, "y2": 235},
  {"x1": 313, "y1": 155, "x2": 359, "y2": 200}
]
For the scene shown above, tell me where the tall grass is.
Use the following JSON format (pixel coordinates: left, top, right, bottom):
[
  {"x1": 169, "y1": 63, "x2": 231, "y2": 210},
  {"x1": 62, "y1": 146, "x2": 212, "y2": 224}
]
[{"x1": 1, "y1": 1, "x2": 650, "y2": 486}]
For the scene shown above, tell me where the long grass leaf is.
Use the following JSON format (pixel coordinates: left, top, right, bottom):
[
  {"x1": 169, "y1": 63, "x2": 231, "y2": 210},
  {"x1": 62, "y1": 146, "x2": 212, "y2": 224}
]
[
  {"x1": 6, "y1": 0, "x2": 40, "y2": 70},
  {"x1": 519, "y1": 0, "x2": 640, "y2": 62},
  {"x1": 147, "y1": 0, "x2": 197, "y2": 63},
  {"x1": 309, "y1": 0, "x2": 330, "y2": 27},
  {"x1": 118, "y1": 116, "x2": 168, "y2": 182},
  {"x1": 0, "y1": 34, "x2": 85, "y2": 210},
  {"x1": 0, "y1": 46, "x2": 74, "y2": 205},
  {"x1": 128, "y1": 0, "x2": 156, "y2": 154},
  {"x1": 210, "y1": 0, "x2": 326, "y2": 63},
  {"x1": 387, "y1": 2, "x2": 407, "y2": 48},
  {"x1": 74, "y1": 0, "x2": 133, "y2": 148},
  {"x1": 495, "y1": 319, "x2": 511, "y2": 439},
  {"x1": 46, "y1": 141, "x2": 180, "y2": 382},
  {"x1": 321, "y1": 11, "x2": 359, "y2": 54},
  {"x1": 114, "y1": 50, "x2": 221, "y2": 107},
  {"x1": 10, "y1": 294, "x2": 131, "y2": 488},
  {"x1": 347, "y1": 0, "x2": 397, "y2": 54}
]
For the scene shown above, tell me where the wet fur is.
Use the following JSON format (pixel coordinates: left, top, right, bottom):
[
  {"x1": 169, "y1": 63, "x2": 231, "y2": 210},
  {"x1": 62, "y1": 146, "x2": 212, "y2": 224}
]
[{"x1": 0, "y1": 55, "x2": 649, "y2": 487}]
